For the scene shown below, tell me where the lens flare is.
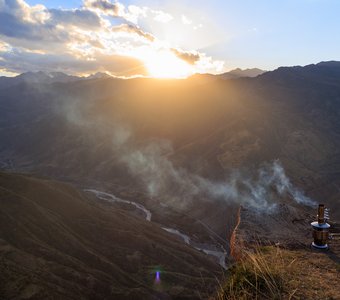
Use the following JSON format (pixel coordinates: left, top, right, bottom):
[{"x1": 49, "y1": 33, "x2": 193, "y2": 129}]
[{"x1": 155, "y1": 271, "x2": 161, "y2": 283}]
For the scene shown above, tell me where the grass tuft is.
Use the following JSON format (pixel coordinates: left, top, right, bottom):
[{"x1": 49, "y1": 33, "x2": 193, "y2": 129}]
[{"x1": 216, "y1": 246, "x2": 290, "y2": 300}]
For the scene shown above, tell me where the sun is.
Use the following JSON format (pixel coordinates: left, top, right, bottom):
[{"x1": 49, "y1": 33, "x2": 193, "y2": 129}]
[
  {"x1": 145, "y1": 51, "x2": 193, "y2": 78},
  {"x1": 135, "y1": 48, "x2": 194, "y2": 78}
]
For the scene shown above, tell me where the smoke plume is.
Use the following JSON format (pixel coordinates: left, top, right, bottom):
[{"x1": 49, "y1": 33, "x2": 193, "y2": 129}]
[
  {"x1": 61, "y1": 99, "x2": 316, "y2": 212},
  {"x1": 120, "y1": 138, "x2": 316, "y2": 211}
]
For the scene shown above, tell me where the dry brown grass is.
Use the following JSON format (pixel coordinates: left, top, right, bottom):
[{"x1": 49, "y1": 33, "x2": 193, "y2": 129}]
[
  {"x1": 216, "y1": 245, "x2": 294, "y2": 300},
  {"x1": 216, "y1": 241, "x2": 340, "y2": 300}
]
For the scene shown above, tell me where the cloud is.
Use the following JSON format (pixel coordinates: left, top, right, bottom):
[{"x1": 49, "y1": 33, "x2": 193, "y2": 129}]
[
  {"x1": 111, "y1": 24, "x2": 155, "y2": 42},
  {"x1": 0, "y1": 12, "x2": 73, "y2": 52},
  {"x1": 49, "y1": 8, "x2": 101, "y2": 29},
  {"x1": 0, "y1": 0, "x2": 225, "y2": 76},
  {"x1": 0, "y1": 40, "x2": 10, "y2": 52},
  {"x1": 0, "y1": 46, "x2": 147, "y2": 76},
  {"x1": 151, "y1": 10, "x2": 173, "y2": 23},
  {"x1": 0, "y1": 0, "x2": 50, "y2": 23},
  {"x1": 0, "y1": 1, "x2": 100, "y2": 48},
  {"x1": 123, "y1": 5, "x2": 173, "y2": 24},
  {"x1": 195, "y1": 54, "x2": 225, "y2": 73},
  {"x1": 171, "y1": 48, "x2": 224, "y2": 73},
  {"x1": 0, "y1": 0, "x2": 149, "y2": 75},
  {"x1": 127, "y1": 5, "x2": 147, "y2": 23},
  {"x1": 181, "y1": 15, "x2": 192, "y2": 25},
  {"x1": 171, "y1": 48, "x2": 201, "y2": 65},
  {"x1": 83, "y1": 0, "x2": 122, "y2": 17},
  {"x1": 0, "y1": 12, "x2": 33, "y2": 39}
]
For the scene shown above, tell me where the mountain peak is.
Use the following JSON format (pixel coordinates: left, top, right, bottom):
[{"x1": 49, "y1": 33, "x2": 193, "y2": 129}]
[
  {"x1": 86, "y1": 72, "x2": 112, "y2": 80},
  {"x1": 316, "y1": 60, "x2": 340, "y2": 67},
  {"x1": 220, "y1": 68, "x2": 266, "y2": 79}
]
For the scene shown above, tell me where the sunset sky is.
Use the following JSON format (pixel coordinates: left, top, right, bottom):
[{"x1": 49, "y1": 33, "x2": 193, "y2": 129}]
[{"x1": 1, "y1": 0, "x2": 340, "y2": 77}]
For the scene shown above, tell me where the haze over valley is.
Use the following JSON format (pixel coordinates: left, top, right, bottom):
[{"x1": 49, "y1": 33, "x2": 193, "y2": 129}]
[
  {"x1": 1, "y1": 61, "x2": 340, "y2": 298},
  {"x1": 1, "y1": 0, "x2": 340, "y2": 299}
]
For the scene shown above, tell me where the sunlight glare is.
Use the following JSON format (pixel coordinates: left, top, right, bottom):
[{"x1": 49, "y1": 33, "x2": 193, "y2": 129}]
[{"x1": 137, "y1": 49, "x2": 193, "y2": 78}]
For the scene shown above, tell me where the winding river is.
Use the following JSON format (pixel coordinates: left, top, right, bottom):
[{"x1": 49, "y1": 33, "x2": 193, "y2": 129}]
[
  {"x1": 85, "y1": 189, "x2": 152, "y2": 221},
  {"x1": 85, "y1": 189, "x2": 227, "y2": 269}
]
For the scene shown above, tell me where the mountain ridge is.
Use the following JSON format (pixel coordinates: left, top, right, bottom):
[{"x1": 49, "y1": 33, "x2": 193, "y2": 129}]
[{"x1": 1, "y1": 61, "x2": 340, "y2": 219}]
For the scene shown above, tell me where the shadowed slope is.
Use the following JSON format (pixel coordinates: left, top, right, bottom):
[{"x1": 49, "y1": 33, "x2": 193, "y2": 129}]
[{"x1": 0, "y1": 172, "x2": 221, "y2": 299}]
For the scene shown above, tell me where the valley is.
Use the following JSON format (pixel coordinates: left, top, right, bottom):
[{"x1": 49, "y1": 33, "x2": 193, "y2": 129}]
[
  {"x1": 1, "y1": 62, "x2": 340, "y2": 298},
  {"x1": 0, "y1": 172, "x2": 223, "y2": 299}
]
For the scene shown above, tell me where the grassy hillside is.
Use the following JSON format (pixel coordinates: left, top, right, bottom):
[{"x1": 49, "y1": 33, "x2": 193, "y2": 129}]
[
  {"x1": 221, "y1": 203, "x2": 340, "y2": 300},
  {"x1": 0, "y1": 172, "x2": 221, "y2": 299},
  {"x1": 217, "y1": 243, "x2": 340, "y2": 300}
]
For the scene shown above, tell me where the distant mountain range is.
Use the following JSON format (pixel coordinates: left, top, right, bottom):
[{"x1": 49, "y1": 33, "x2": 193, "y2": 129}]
[
  {"x1": 219, "y1": 67, "x2": 266, "y2": 79},
  {"x1": 1, "y1": 62, "x2": 340, "y2": 218},
  {"x1": 188, "y1": 67, "x2": 266, "y2": 82},
  {"x1": 0, "y1": 71, "x2": 112, "y2": 89},
  {"x1": 0, "y1": 67, "x2": 265, "y2": 88}
]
